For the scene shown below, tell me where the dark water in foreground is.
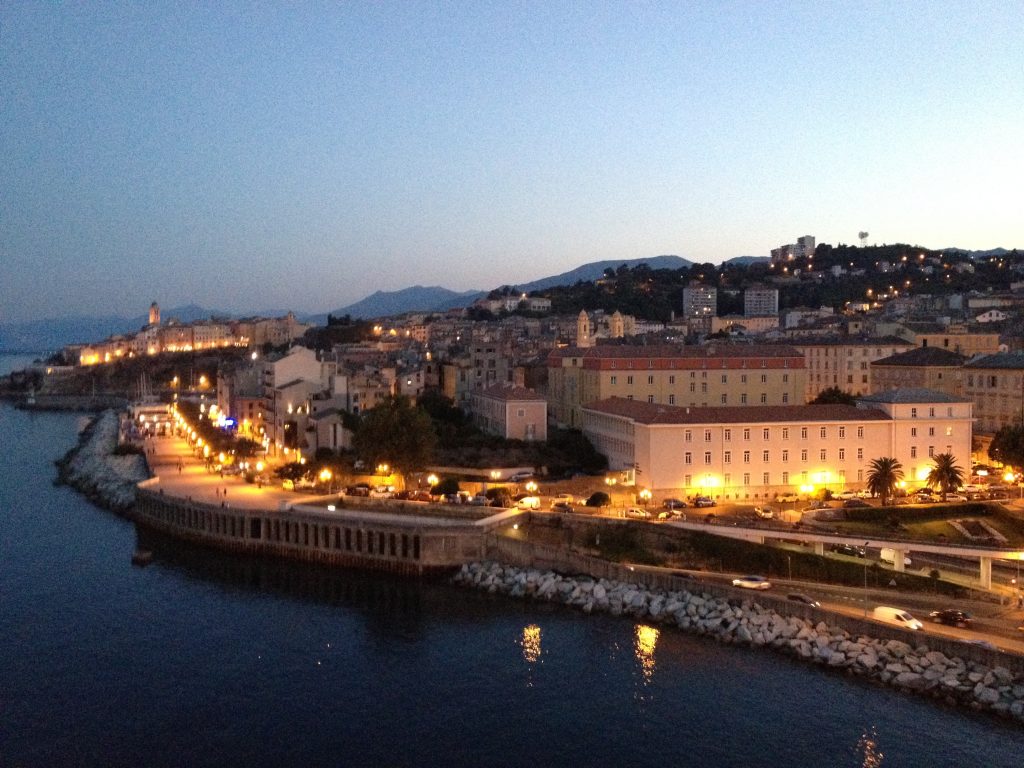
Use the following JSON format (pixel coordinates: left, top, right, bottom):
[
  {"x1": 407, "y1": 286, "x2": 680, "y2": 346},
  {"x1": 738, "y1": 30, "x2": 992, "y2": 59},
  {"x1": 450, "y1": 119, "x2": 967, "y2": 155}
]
[{"x1": 2, "y1": 396, "x2": 1023, "y2": 766}]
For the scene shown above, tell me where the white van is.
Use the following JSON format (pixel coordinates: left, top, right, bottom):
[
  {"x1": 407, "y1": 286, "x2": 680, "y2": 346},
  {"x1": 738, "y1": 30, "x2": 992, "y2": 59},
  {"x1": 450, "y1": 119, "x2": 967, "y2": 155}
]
[
  {"x1": 880, "y1": 548, "x2": 912, "y2": 566},
  {"x1": 871, "y1": 606, "x2": 924, "y2": 631}
]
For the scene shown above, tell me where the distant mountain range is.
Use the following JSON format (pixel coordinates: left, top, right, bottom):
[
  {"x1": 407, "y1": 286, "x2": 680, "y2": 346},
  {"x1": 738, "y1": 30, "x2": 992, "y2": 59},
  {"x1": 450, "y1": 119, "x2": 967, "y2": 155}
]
[{"x1": 0, "y1": 248, "x2": 1009, "y2": 351}]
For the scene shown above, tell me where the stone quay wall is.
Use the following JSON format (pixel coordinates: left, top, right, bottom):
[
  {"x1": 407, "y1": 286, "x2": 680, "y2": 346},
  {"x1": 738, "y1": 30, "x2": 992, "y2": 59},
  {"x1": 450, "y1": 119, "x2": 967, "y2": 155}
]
[{"x1": 454, "y1": 558, "x2": 1024, "y2": 723}]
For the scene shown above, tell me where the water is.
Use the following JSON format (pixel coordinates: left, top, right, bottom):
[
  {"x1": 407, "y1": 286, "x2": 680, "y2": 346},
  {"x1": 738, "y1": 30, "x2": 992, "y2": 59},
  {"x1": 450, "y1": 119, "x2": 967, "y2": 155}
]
[{"x1": 2, "y1": 390, "x2": 1024, "y2": 766}]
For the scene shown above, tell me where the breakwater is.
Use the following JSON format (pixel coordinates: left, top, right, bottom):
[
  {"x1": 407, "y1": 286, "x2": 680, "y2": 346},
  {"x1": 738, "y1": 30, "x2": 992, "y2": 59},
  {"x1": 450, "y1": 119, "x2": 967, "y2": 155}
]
[
  {"x1": 54, "y1": 410, "x2": 148, "y2": 514},
  {"x1": 454, "y1": 560, "x2": 1024, "y2": 723}
]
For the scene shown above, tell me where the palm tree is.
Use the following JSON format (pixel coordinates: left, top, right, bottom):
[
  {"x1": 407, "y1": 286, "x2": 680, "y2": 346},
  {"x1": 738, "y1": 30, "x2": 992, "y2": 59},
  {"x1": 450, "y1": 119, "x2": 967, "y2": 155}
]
[
  {"x1": 926, "y1": 453, "x2": 964, "y2": 501},
  {"x1": 867, "y1": 457, "x2": 904, "y2": 507}
]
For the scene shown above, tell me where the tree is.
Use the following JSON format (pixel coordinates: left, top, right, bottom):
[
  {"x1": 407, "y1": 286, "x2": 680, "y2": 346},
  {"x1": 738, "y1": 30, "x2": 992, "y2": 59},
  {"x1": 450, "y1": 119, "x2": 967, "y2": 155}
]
[
  {"x1": 926, "y1": 453, "x2": 964, "y2": 501},
  {"x1": 809, "y1": 387, "x2": 856, "y2": 406},
  {"x1": 990, "y1": 425, "x2": 1024, "y2": 471},
  {"x1": 351, "y1": 396, "x2": 437, "y2": 482},
  {"x1": 866, "y1": 457, "x2": 904, "y2": 507}
]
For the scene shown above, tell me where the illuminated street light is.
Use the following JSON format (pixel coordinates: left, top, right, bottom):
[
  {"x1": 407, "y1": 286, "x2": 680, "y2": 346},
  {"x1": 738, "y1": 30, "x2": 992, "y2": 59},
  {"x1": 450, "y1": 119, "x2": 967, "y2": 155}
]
[{"x1": 525, "y1": 481, "x2": 538, "y2": 494}]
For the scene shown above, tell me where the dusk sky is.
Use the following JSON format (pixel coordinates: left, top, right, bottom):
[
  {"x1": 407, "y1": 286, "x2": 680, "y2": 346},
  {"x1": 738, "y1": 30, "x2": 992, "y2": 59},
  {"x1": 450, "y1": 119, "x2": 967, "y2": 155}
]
[{"x1": 2, "y1": 2, "x2": 1022, "y2": 324}]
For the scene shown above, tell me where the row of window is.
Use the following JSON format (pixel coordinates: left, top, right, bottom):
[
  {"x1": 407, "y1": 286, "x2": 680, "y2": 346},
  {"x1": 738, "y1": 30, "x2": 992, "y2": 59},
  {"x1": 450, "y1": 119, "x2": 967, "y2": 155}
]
[
  {"x1": 610, "y1": 373, "x2": 788, "y2": 385},
  {"x1": 681, "y1": 444, "x2": 953, "y2": 464},
  {"x1": 631, "y1": 392, "x2": 786, "y2": 405},
  {"x1": 682, "y1": 471, "x2": 860, "y2": 487},
  {"x1": 605, "y1": 359, "x2": 790, "y2": 370},
  {"x1": 683, "y1": 425, "x2": 866, "y2": 442}
]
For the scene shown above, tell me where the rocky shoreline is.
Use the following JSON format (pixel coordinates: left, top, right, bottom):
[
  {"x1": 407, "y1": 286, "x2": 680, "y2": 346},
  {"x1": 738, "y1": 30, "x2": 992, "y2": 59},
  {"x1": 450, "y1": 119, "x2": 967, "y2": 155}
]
[
  {"x1": 55, "y1": 409, "x2": 149, "y2": 515},
  {"x1": 453, "y1": 560, "x2": 1024, "y2": 723}
]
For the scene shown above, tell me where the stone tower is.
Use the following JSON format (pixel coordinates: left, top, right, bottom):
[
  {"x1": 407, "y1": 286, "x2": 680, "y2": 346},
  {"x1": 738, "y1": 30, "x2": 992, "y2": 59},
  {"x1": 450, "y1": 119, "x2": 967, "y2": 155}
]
[
  {"x1": 576, "y1": 310, "x2": 592, "y2": 348},
  {"x1": 610, "y1": 310, "x2": 625, "y2": 339},
  {"x1": 149, "y1": 302, "x2": 160, "y2": 326}
]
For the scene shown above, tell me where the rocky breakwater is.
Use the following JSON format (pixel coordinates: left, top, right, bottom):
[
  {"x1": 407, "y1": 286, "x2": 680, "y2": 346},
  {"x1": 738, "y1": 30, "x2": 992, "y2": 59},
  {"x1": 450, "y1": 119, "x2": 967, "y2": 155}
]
[
  {"x1": 56, "y1": 410, "x2": 149, "y2": 515},
  {"x1": 453, "y1": 561, "x2": 1024, "y2": 723}
]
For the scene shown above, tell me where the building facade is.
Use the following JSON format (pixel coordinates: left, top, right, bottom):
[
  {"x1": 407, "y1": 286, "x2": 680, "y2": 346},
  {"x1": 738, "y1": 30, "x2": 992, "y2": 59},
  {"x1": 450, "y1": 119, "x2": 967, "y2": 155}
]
[
  {"x1": 546, "y1": 343, "x2": 806, "y2": 428},
  {"x1": 469, "y1": 384, "x2": 548, "y2": 442},
  {"x1": 580, "y1": 388, "x2": 972, "y2": 499},
  {"x1": 961, "y1": 352, "x2": 1024, "y2": 434}
]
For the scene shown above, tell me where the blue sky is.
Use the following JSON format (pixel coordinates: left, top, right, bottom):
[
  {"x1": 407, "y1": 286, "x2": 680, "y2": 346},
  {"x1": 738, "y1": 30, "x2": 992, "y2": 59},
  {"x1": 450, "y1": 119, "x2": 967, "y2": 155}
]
[{"x1": 2, "y1": 1, "x2": 1022, "y2": 323}]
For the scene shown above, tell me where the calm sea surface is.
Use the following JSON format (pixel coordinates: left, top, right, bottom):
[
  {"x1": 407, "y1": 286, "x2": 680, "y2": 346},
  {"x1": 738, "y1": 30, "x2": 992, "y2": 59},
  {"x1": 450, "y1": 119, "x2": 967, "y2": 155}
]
[{"x1": 3, "y1": 356, "x2": 1024, "y2": 767}]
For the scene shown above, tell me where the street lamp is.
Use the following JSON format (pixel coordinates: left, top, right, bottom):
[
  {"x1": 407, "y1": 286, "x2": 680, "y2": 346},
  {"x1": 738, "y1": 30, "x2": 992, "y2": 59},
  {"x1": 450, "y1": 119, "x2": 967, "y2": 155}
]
[
  {"x1": 639, "y1": 488, "x2": 652, "y2": 508},
  {"x1": 863, "y1": 541, "x2": 871, "y2": 618},
  {"x1": 525, "y1": 481, "x2": 538, "y2": 495}
]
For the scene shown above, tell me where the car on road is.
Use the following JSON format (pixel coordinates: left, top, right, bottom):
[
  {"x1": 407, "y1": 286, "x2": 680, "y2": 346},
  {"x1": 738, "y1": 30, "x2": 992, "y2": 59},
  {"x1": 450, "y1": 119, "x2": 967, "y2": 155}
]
[
  {"x1": 829, "y1": 543, "x2": 866, "y2": 558},
  {"x1": 943, "y1": 493, "x2": 968, "y2": 502},
  {"x1": 732, "y1": 575, "x2": 771, "y2": 590},
  {"x1": 842, "y1": 499, "x2": 871, "y2": 509},
  {"x1": 508, "y1": 471, "x2": 534, "y2": 482},
  {"x1": 753, "y1": 506, "x2": 774, "y2": 519},
  {"x1": 694, "y1": 496, "x2": 715, "y2": 508},
  {"x1": 969, "y1": 639, "x2": 998, "y2": 651},
  {"x1": 786, "y1": 593, "x2": 820, "y2": 608},
  {"x1": 625, "y1": 506, "x2": 651, "y2": 519},
  {"x1": 662, "y1": 497, "x2": 687, "y2": 510},
  {"x1": 929, "y1": 609, "x2": 972, "y2": 628},
  {"x1": 777, "y1": 493, "x2": 799, "y2": 503},
  {"x1": 871, "y1": 606, "x2": 924, "y2": 631}
]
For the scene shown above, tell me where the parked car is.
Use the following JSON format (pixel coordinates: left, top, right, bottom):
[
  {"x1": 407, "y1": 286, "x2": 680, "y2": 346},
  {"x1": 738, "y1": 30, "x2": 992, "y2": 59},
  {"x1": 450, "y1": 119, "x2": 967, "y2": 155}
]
[
  {"x1": 914, "y1": 487, "x2": 935, "y2": 498},
  {"x1": 843, "y1": 499, "x2": 871, "y2": 509},
  {"x1": 344, "y1": 483, "x2": 371, "y2": 496},
  {"x1": 871, "y1": 606, "x2": 924, "y2": 631},
  {"x1": 657, "y1": 508, "x2": 684, "y2": 521},
  {"x1": 625, "y1": 506, "x2": 651, "y2": 519},
  {"x1": 929, "y1": 609, "x2": 972, "y2": 628},
  {"x1": 753, "y1": 506, "x2": 774, "y2": 519},
  {"x1": 732, "y1": 575, "x2": 771, "y2": 590},
  {"x1": 468, "y1": 493, "x2": 490, "y2": 506},
  {"x1": 777, "y1": 493, "x2": 799, "y2": 503},
  {"x1": 514, "y1": 495, "x2": 541, "y2": 510},
  {"x1": 829, "y1": 543, "x2": 866, "y2": 558},
  {"x1": 550, "y1": 493, "x2": 574, "y2": 507},
  {"x1": 943, "y1": 493, "x2": 968, "y2": 502},
  {"x1": 508, "y1": 471, "x2": 534, "y2": 482},
  {"x1": 694, "y1": 496, "x2": 715, "y2": 508},
  {"x1": 856, "y1": 489, "x2": 873, "y2": 498},
  {"x1": 786, "y1": 593, "x2": 820, "y2": 607},
  {"x1": 662, "y1": 497, "x2": 687, "y2": 510},
  {"x1": 551, "y1": 501, "x2": 575, "y2": 514},
  {"x1": 835, "y1": 490, "x2": 858, "y2": 500}
]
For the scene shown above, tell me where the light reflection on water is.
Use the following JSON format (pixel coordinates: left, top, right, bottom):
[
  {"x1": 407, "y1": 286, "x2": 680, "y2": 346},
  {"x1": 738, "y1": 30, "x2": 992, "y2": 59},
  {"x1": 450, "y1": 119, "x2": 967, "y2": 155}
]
[{"x1": 4, "y1": 403, "x2": 1024, "y2": 767}]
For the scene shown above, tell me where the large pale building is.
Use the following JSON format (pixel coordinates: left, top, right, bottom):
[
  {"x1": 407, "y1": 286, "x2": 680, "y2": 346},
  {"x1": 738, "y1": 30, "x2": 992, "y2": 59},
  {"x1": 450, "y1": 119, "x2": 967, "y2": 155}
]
[
  {"x1": 580, "y1": 388, "x2": 972, "y2": 499},
  {"x1": 682, "y1": 285, "x2": 717, "y2": 332},
  {"x1": 546, "y1": 343, "x2": 806, "y2": 428}
]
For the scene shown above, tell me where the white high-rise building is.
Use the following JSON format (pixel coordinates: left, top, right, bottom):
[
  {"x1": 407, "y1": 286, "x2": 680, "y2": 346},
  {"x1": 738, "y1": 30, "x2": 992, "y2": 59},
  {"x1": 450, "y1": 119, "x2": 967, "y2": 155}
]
[{"x1": 744, "y1": 287, "x2": 779, "y2": 317}]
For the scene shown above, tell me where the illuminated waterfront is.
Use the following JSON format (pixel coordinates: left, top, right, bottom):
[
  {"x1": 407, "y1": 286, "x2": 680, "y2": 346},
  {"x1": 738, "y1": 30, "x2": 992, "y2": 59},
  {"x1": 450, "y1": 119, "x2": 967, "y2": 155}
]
[{"x1": 2, "y1": 385, "x2": 1024, "y2": 765}]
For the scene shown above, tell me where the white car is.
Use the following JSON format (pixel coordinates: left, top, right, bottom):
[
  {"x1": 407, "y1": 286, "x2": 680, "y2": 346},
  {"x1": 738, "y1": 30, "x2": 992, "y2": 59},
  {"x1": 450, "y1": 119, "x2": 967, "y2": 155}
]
[
  {"x1": 625, "y1": 506, "x2": 651, "y2": 519},
  {"x1": 515, "y1": 495, "x2": 541, "y2": 510},
  {"x1": 835, "y1": 490, "x2": 858, "y2": 500},
  {"x1": 550, "y1": 493, "x2": 574, "y2": 507},
  {"x1": 732, "y1": 575, "x2": 771, "y2": 590},
  {"x1": 777, "y1": 493, "x2": 799, "y2": 503},
  {"x1": 753, "y1": 506, "x2": 774, "y2": 519},
  {"x1": 944, "y1": 493, "x2": 968, "y2": 502}
]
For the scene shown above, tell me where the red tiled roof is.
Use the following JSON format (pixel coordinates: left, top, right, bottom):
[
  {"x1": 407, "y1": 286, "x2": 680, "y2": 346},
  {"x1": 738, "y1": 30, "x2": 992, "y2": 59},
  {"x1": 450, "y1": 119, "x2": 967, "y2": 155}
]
[
  {"x1": 581, "y1": 397, "x2": 889, "y2": 425},
  {"x1": 476, "y1": 384, "x2": 545, "y2": 402}
]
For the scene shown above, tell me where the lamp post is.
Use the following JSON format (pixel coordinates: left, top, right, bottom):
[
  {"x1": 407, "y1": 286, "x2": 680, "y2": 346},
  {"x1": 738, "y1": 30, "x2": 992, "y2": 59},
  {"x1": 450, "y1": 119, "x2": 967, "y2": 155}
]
[{"x1": 863, "y1": 541, "x2": 871, "y2": 618}]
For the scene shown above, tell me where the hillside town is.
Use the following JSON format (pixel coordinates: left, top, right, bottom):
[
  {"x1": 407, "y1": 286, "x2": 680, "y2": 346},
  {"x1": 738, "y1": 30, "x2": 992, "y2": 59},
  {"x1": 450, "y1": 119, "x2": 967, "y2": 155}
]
[{"x1": 10, "y1": 239, "x2": 1024, "y2": 507}]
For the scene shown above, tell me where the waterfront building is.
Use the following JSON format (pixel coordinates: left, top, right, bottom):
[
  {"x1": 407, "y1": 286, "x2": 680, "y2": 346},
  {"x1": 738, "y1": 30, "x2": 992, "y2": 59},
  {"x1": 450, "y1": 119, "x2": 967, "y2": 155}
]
[
  {"x1": 579, "y1": 388, "x2": 972, "y2": 498},
  {"x1": 546, "y1": 343, "x2": 806, "y2": 428}
]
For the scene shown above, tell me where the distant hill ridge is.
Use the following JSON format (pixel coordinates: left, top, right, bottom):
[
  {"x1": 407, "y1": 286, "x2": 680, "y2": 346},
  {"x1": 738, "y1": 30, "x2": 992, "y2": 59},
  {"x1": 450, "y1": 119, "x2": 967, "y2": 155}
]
[{"x1": 1, "y1": 247, "x2": 1013, "y2": 349}]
